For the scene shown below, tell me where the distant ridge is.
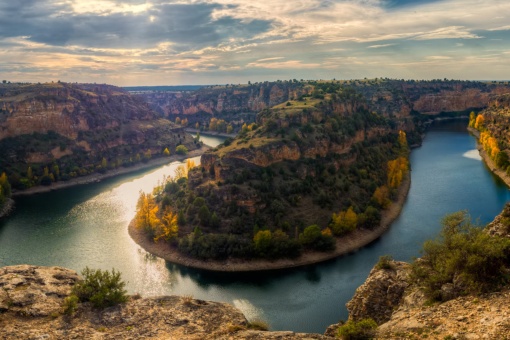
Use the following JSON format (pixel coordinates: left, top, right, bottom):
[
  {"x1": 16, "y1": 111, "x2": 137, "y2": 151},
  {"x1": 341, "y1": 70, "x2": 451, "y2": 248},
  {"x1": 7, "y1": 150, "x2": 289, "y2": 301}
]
[{"x1": 124, "y1": 85, "x2": 206, "y2": 92}]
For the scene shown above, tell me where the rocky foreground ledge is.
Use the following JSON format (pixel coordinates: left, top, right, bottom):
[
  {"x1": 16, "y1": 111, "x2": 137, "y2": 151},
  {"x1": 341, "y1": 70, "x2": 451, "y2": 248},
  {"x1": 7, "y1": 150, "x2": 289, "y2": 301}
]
[
  {"x1": 0, "y1": 265, "x2": 334, "y2": 339},
  {"x1": 344, "y1": 208, "x2": 510, "y2": 339}
]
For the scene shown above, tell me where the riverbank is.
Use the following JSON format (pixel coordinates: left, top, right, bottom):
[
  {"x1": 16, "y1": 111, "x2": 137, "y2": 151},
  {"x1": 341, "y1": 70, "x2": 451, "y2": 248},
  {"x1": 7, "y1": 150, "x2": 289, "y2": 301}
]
[
  {"x1": 128, "y1": 175, "x2": 411, "y2": 272},
  {"x1": 185, "y1": 128, "x2": 237, "y2": 139},
  {"x1": 468, "y1": 127, "x2": 510, "y2": 188},
  {"x1": 12, "y1": 145, "x2": 210, "y2": 197},
  {"x1": 0, "y1": 199, "x2": 14, "y2": 219}
]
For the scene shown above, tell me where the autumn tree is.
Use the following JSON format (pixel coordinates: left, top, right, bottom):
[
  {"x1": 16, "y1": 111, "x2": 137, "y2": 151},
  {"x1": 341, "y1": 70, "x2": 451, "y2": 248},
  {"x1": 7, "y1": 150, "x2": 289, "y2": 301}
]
[
  {"x1": 163, "y1": 147, "x2": 170, "y2": 156},
  {"x1": 474, "y1": 114, "x2": 485, "y2": 130},
  {"x1": 226, "y1": 124, "x2": 233, "y2": 134},
  {"x1": 387, "y1": 157, "x2": 408, "y2": 189},
  {"x1": 154, "y1": 209, "x2": 179, "y2": 242},
  {"x1": 468, "y1": 111, "x2": 476, "y2": 128},
  {"x1": 135, "y1": 191, "x2": 161, "y2": 239},
  {"x1": 0, "y1": 172, "x2": 11, "y2": 198},
  {"x1": 372, "y1": 185, "x2": 390, "y2": 209},
  {"x1": 330, "y1": 206, "x2": 358, "y2": 235}
]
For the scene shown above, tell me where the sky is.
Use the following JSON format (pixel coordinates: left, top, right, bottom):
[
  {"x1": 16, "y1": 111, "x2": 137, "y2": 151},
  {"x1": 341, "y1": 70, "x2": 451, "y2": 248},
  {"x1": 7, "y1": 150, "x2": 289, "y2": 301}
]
[{"x1": 1, "y1": 0, "x2": 510, "y2": 86}]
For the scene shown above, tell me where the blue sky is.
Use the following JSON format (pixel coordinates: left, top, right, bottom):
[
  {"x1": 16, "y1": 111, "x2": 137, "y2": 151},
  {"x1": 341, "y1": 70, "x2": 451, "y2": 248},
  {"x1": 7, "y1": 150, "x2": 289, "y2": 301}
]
[{"x1": 1, "y1": 0, "x2": 509, "y2": 85}]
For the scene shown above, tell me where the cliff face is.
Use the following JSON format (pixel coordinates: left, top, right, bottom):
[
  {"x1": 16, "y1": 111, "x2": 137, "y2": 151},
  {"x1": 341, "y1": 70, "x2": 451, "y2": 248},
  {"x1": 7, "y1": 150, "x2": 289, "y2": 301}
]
[
  {"x1": 0, "y1": 82, "x2": 197, "y2": 183},
  {"x1": 345, "y1": 205, "x2": 510, "y2": 338},
  {"x1": 0, "y1": 265, "x2": 333, "y2": 339},
  {"x1": 137, "y1": 80, "x2": 510, "y2": 123},
  {"x1": 139, "y1": 82, "x2": 311, "y2": 118}
]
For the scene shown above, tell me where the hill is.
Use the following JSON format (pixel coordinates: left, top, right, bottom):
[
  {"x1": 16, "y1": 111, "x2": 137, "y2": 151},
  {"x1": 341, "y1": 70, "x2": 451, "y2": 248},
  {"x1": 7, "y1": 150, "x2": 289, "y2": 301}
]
[
  {"x1": 0, "y1": 82, "x2": 198, "y2": 191},
  {"x1": 131, "y1": 85, "x2": 414, "y2": 267}
]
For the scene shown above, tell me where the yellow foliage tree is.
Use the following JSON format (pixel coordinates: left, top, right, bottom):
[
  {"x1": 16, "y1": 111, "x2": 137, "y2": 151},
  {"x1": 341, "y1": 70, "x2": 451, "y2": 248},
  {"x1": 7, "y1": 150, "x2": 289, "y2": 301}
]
[
  {"x1": 330, "y1": 206, "x2": 358, "y2": 235},
  {"x1": 480, "y1": 131, "x2": 500, "y2": 161},
  {"x1": 398, "y1": 130, "x2": 408, "y2": 150},
  {"x1": 154, "y1": 209, "x2": 179, "y2": 242},
  {"x1": 372, "y1": 185, "x2": 390, "y2": 209},
  {"x1": 474, "y1": 114, "x2": 485, "y2": 130},
  {"x1": 163, "y1": 147, "x2": 170, "y2": 156},
  {"x1": 174, "y1": 165, "x2": 187, "y2": 180},
  {"x1": 387, "y1": 157, "x2": 408, "y2": 189},
  {"x1": 186, "y1": 159, "x2": 196, "y2": 172},
  {"x1": 135, "y1": 192, "x2": 161, "y2": 237},
  {"x1": 468, "y1": 111, "x2": 476, "y2": 128}
]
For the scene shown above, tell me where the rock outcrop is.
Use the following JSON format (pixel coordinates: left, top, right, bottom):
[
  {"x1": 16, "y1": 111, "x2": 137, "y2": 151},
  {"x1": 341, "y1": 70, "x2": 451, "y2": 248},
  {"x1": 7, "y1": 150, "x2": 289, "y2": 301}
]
[
  {"x1": 344, "y1": 205, "x2": 510, "y2": 338},
  {"x1": 346, "y1": 261, "x2": 411, "y2": 324},
  {"x1": 0, "y1": 265, "x2": 333, "y2": 339}
]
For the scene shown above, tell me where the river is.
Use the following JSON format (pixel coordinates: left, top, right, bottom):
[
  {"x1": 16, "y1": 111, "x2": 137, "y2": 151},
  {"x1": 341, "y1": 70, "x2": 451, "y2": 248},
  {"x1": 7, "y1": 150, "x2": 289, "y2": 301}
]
[{"x1": 1, "y1": 122, "x2": 509, "y2": 333}]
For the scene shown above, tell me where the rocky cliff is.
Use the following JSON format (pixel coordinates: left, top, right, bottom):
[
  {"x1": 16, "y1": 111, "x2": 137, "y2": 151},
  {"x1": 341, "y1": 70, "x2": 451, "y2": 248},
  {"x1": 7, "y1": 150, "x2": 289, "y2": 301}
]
[
  {"x1": 138, "y1": 80, "x2": 510, "y2": 124},
  {"x1": 344, "y1": 205, "x2": 510, "y2": 339},
  {"x1": 0, "y1": 82, "x2": 197, "y2": 188},
  {"x1": 0, "y1": 265, "x2": 333, "y2": 339}
]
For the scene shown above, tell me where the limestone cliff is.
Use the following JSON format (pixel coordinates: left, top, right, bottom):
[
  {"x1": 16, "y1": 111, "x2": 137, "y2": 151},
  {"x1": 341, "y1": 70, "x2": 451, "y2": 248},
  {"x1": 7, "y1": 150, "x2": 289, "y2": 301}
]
[
  {"x1": 0, "y1": 265, "x2": 333, "y2": 339},
  {"x1": 344, "y1": 205, "x2": 510, "y2": 339},
  {"x1": 0, "y1": 82, "x2": 197, "y2": 188},
  {"x1": 138, "y1": 80, "x2": 510, "y2": 124}
]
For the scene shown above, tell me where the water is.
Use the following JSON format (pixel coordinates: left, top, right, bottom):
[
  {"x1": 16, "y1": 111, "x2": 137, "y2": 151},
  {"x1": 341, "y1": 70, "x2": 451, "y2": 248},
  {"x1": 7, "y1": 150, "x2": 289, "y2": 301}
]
[{"x1": 1, "y1": 122, "x2": 509, "y2": 333}]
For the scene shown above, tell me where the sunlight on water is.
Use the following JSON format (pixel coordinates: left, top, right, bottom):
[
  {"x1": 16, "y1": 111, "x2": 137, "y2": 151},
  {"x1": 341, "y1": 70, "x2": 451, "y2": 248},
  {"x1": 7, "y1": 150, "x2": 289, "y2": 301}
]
[
  {"x1": 462, "y1": 149, "x2": 482, "y2": 160},
  {"x1": 232, "y1": 299, "x2": 265, "y2": 322}
]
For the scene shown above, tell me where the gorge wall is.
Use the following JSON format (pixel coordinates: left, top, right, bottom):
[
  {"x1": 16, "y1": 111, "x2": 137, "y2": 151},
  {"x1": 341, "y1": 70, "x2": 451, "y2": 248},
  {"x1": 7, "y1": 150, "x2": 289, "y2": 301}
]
[
  {"x1": 136, "y1": 80, "x2": 510, "y2": 121},
  {"x1": 0, "y1": 82, "x2": 197, "y2": 187}
]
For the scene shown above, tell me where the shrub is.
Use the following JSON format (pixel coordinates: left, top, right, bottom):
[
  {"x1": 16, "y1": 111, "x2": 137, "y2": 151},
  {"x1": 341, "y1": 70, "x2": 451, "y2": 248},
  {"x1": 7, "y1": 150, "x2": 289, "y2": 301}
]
[
  {"x1": 62, "y1": 294, "x2": 79, "y2": 315},
  {"x1": 72, "y1": 267, "x2": 128, "y2": 309},
  {"x1": 375, "y1": 255, "x2": 394, "y2": 270},
  {"x1": 411, "y1": 211, "x2": 510, "y2": 301},
  {"x1": 337, "y1": 318, "x2": 377, "y2": 339},
  {"x1": 175, "y1": 145, "x2": 188, "y2": 155}
]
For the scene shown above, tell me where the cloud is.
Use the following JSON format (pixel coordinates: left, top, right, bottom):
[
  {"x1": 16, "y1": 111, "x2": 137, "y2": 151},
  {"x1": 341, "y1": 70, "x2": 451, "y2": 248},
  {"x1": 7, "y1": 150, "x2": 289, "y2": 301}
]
[
  {"x1": 1, "y1": 0, "x2": 510, "y2": 84},
  {"x1": 368, "y1": 44, "x2": 396, "y2": 48}
]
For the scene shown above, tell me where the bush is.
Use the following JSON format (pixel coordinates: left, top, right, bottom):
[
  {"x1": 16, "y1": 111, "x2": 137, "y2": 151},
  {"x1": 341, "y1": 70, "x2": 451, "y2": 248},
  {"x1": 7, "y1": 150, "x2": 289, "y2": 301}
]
[
  {"x1": 63, "y1": 294, "x2": 79, "y2": 315},
  {"x1": 375, "y1": 255, "x2": 394, "y2": 270},
  {"x1": 411, "y1": 211, "x2": 510, "y2": 301},
  {"x1": 175, "y1": 145, "x2": 188, "y2": 155},
  {"x1": 337, "y1": 318, "x2": 377, "y2": 339},
  {"x1": 72, "y1": 267, "x2": 128, "y2": 308}
]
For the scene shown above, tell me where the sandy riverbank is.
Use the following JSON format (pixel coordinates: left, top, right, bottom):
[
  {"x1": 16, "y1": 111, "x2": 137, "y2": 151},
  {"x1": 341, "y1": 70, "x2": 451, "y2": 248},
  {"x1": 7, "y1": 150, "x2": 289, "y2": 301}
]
[
  {"x1": 128, "y1": 175, "x2": 411, "y2": 272},
  {"x1": 11, "y1": 145, "x2": 210, "y2": 197}
]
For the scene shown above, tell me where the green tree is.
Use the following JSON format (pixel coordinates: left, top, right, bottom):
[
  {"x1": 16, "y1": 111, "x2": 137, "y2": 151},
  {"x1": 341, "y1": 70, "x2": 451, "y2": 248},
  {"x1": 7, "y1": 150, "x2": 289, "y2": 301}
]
[
  {"x1": 198, "y1": 205, "x2": 211, "y2": 226},
  {"x1": 254, "y1": 230, "x2": 272, "y2": 256},
  {"x1": 175, "y1": 145, "x2": 188, "y2": 155},
  {"x1": 71, "y1": 267, "x2": 128, "y2": 309},
  {"x1": 411, "y1": 211, "x2": 510, "y2": 301}
]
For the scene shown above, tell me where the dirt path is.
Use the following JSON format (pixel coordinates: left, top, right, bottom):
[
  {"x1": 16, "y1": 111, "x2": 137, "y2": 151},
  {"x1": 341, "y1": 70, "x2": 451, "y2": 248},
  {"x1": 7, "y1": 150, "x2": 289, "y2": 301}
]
[{"x1": 128, "y1": 176, "x2": 411, "y2": 272}]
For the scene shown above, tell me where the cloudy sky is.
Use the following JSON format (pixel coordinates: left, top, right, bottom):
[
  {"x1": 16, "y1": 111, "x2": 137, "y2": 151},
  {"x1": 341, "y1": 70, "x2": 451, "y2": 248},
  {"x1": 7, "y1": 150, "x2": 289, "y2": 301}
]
[{"x1": 1, "y1": 0, "x2": 509, "y2": 85}]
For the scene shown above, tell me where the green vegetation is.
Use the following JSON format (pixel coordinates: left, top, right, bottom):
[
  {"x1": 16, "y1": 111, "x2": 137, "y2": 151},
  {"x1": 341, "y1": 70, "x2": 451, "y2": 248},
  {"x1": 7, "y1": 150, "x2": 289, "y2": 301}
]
[
  {"x1": 411, "y1": 211, "x2": 510, "y2": 302},
  {"x1": 71, "y1": 267, "x2": 128, "y2": 309},
  {"x1": 135, "y1": 84, "x2": 412, "y2": 262},
  {"x1": 337, "y1": 318, "x2": 378, "y2": 339},
  {"x1": 375, "y1": 255, "x2": 394, "y2": 270},
  {"x1": 175, "y1": 145, "x2": 189, "y2": 155}
]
